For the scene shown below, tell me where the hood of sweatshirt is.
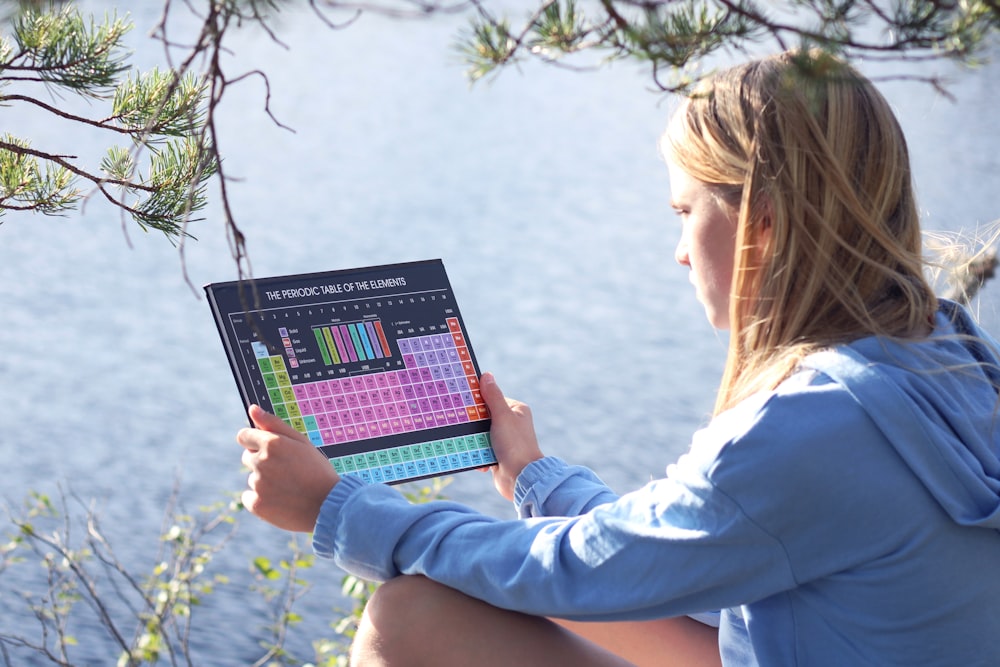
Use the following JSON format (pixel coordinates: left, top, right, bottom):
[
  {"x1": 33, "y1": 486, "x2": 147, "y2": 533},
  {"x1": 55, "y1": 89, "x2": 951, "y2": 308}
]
[{"x1": 804, "y1": 300, "x2": 1000, "y2": 531}]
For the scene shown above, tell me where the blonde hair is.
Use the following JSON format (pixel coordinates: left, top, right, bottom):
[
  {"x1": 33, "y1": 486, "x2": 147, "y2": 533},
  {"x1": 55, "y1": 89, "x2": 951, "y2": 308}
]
[{"x1": 665, "y1": 50, "x2": 937, "y2": 414}]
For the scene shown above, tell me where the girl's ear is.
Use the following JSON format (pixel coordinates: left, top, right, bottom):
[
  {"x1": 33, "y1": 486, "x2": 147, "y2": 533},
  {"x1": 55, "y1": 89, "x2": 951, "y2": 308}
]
[
  {"x1": 745, "y1": 193, "x2": 774, "y2": 265},
  {"x1": 753, "y1": 193, "x2": 774, "y2": 231}
]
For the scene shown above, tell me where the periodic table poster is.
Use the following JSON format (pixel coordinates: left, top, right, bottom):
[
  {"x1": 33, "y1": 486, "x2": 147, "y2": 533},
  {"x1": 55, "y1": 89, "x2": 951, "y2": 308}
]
[{"x1": 205, "y1": 259, "x2": 495, "y2": 485}]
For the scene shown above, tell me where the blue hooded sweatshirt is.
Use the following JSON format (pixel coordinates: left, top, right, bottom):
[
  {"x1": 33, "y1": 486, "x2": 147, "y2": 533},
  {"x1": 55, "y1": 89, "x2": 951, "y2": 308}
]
[{"x1": 313, "y1": 301, "x2": 1000, "y2": 666}]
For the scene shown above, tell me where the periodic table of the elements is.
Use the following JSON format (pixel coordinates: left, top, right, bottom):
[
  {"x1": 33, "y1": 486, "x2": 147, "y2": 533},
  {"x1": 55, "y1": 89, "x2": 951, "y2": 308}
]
[{"x1": 206, "y1": 260, "x2": 495, "y2": 484}]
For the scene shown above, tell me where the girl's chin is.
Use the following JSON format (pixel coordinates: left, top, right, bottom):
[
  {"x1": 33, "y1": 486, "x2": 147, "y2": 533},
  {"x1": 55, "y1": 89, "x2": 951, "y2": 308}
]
[{"x1": 703, "y1": 305, "x2": 731, "y2": 330}]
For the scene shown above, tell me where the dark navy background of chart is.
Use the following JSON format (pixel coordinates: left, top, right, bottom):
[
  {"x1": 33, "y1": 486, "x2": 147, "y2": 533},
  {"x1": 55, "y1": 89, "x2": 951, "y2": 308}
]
[{"x1": 204, "y1": 259, "x2": 492, "y2": 463}]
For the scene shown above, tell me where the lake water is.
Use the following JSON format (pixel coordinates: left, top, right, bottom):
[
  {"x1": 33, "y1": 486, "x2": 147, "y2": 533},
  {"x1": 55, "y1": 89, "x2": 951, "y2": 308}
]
[{"x1": 2, "y1": 3, "x2": 999, "y2": 663}]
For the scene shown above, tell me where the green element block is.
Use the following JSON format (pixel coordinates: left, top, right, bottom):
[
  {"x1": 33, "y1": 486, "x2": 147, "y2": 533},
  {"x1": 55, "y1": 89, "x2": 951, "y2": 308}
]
[
  {"x1": 268, "y1": 388, "x2": 283, "y2": 405},
  {"x1": 400, "y1": 446, "x2": 414, "y2": 462},
  {"x1": 421, "y1": 443, "x2": 436, "y2": 459},
  {"x1": 354, "y1": 454, "x2": 370, "y2": 470},
  {"x1": 331, "y1": 458, "x2": 346, "y2": 474},
  {"x1": 443, "y1": 439, "x2": 457, "y2": 455},
  {"x1": 273, "y1": 404, "x2": 290, "y2": 420},
  {"x1": 258, "y1": 357, "x2": 274, "y2": 373},
  {"x1": 366, "y1": 452, "x2": 380, "y2": 468},
  {"x1": 377, "y1": 450, "x2": 391, "y2": 467},
  {"x1": 389, "y1": 448, "x2": 403, "y2": 465},
  {"x1": 348, "y1": 324, "x2": 366, "y2": 361},
  {"x1": 263, "y1": 373, "x2": 278, "y2": 390},
  {"x1": 342, "y1": 457, "x2": 358, "y2": 473},
  {"x1": 314, "y1": 328, "x2": 333, "y2": 366},
  {"x1": 432, "y1": 440, "x2": 447, "y2": 457},
  {"x1": 475, "y1": 433, "x2": 490, "y2": 449}
]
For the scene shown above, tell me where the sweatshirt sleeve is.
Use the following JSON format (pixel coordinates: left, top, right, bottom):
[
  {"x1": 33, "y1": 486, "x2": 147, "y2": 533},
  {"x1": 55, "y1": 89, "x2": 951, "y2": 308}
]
[
  {"x1": 312, "y1": 450, "x2": 796, "y2": 621},
  {"x1": 513, "y1": 456, "x2": 620, "y2": 518}
]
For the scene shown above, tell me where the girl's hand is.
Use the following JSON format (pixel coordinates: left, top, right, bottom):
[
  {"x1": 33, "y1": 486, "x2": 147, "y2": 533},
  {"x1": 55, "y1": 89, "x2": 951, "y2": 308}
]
[
  {"x1": 237, "y1": 404, "x2": 339, "y2": 532},
  {"x1": 479, "y1": 372, "x2": 544, "y2": 501}
]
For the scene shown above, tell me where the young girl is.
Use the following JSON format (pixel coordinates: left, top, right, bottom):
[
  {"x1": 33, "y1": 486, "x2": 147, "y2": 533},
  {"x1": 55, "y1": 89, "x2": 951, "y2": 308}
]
[{"x1": 237, "y1": 51, "x2": 1000, "y2": 666}]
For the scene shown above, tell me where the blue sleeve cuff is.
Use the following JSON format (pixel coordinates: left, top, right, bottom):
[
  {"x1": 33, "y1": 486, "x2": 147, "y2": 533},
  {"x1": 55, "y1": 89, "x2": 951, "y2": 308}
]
[
  {"x1": 312, "y1": 474, "x2": 367, "y2": 559},
  {"x1": 514, "y1": 456, "x2": 573, "y2": 518}
]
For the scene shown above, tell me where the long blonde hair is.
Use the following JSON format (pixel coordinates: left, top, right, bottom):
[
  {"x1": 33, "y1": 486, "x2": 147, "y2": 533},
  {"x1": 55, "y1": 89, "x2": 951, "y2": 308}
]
[{"x1": 665, "y1": 50, "x2": 937, "y2": 414}]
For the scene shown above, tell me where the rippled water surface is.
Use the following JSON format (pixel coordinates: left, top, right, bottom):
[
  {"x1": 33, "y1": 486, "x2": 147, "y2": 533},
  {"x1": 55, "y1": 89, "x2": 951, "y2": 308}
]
[{"x1": 2, "y1": 3, "x2": 999, "y2": 662}]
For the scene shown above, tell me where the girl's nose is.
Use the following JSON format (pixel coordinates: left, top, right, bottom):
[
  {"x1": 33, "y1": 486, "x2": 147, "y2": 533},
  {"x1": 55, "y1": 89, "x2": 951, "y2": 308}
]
[{"x1": 674, "y1": 238, "x2": 690, "y2": 267}]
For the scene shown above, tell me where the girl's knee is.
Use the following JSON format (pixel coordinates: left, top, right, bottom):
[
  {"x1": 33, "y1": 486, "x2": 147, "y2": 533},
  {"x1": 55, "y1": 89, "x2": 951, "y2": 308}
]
[{"x1": 351, "y1": 576, "x2": 444, "y2": 666}]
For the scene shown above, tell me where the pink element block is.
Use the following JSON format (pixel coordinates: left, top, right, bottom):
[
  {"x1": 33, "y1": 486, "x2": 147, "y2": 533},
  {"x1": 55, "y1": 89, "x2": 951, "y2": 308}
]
[
  {"x1": 363, "y1": 375, "x2": 378, "y2": 390},
  {"x1": 306, "y1": 383, "x2": 320, "y2": 399},
  {"x1": 292, "y1": 385, "x2": 308, "y2": 401},
  {"x1": 375, "y1": 373, "x2": 389, "y2": 388},
  {"x1": 445, "y1": 409, "x2": 459, "y2": 425},
  {"x1": 315, "y1": 413, "x2": 331, "y2": 429},
  {"x1": 387, "y1": 372, "x2": 402, "y2": 387},
  {"x1": 310, "y1": 398, "x2": 324, "y2": 414},
  {"x1": 318, "y1": 381, "x2": 332, "y2": 396},
  {"x1": 432, "y1": 412, "x2": 448, "y2": 427},
  {"x1": 329, "y1": 378, "x2": 345, "y2": 395}
]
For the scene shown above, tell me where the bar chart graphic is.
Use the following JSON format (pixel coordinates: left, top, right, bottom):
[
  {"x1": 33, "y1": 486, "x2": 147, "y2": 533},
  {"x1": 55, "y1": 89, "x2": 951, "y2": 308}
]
[{"x1": 205, "y1": 260, "x2": 495, "y2": 484}]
